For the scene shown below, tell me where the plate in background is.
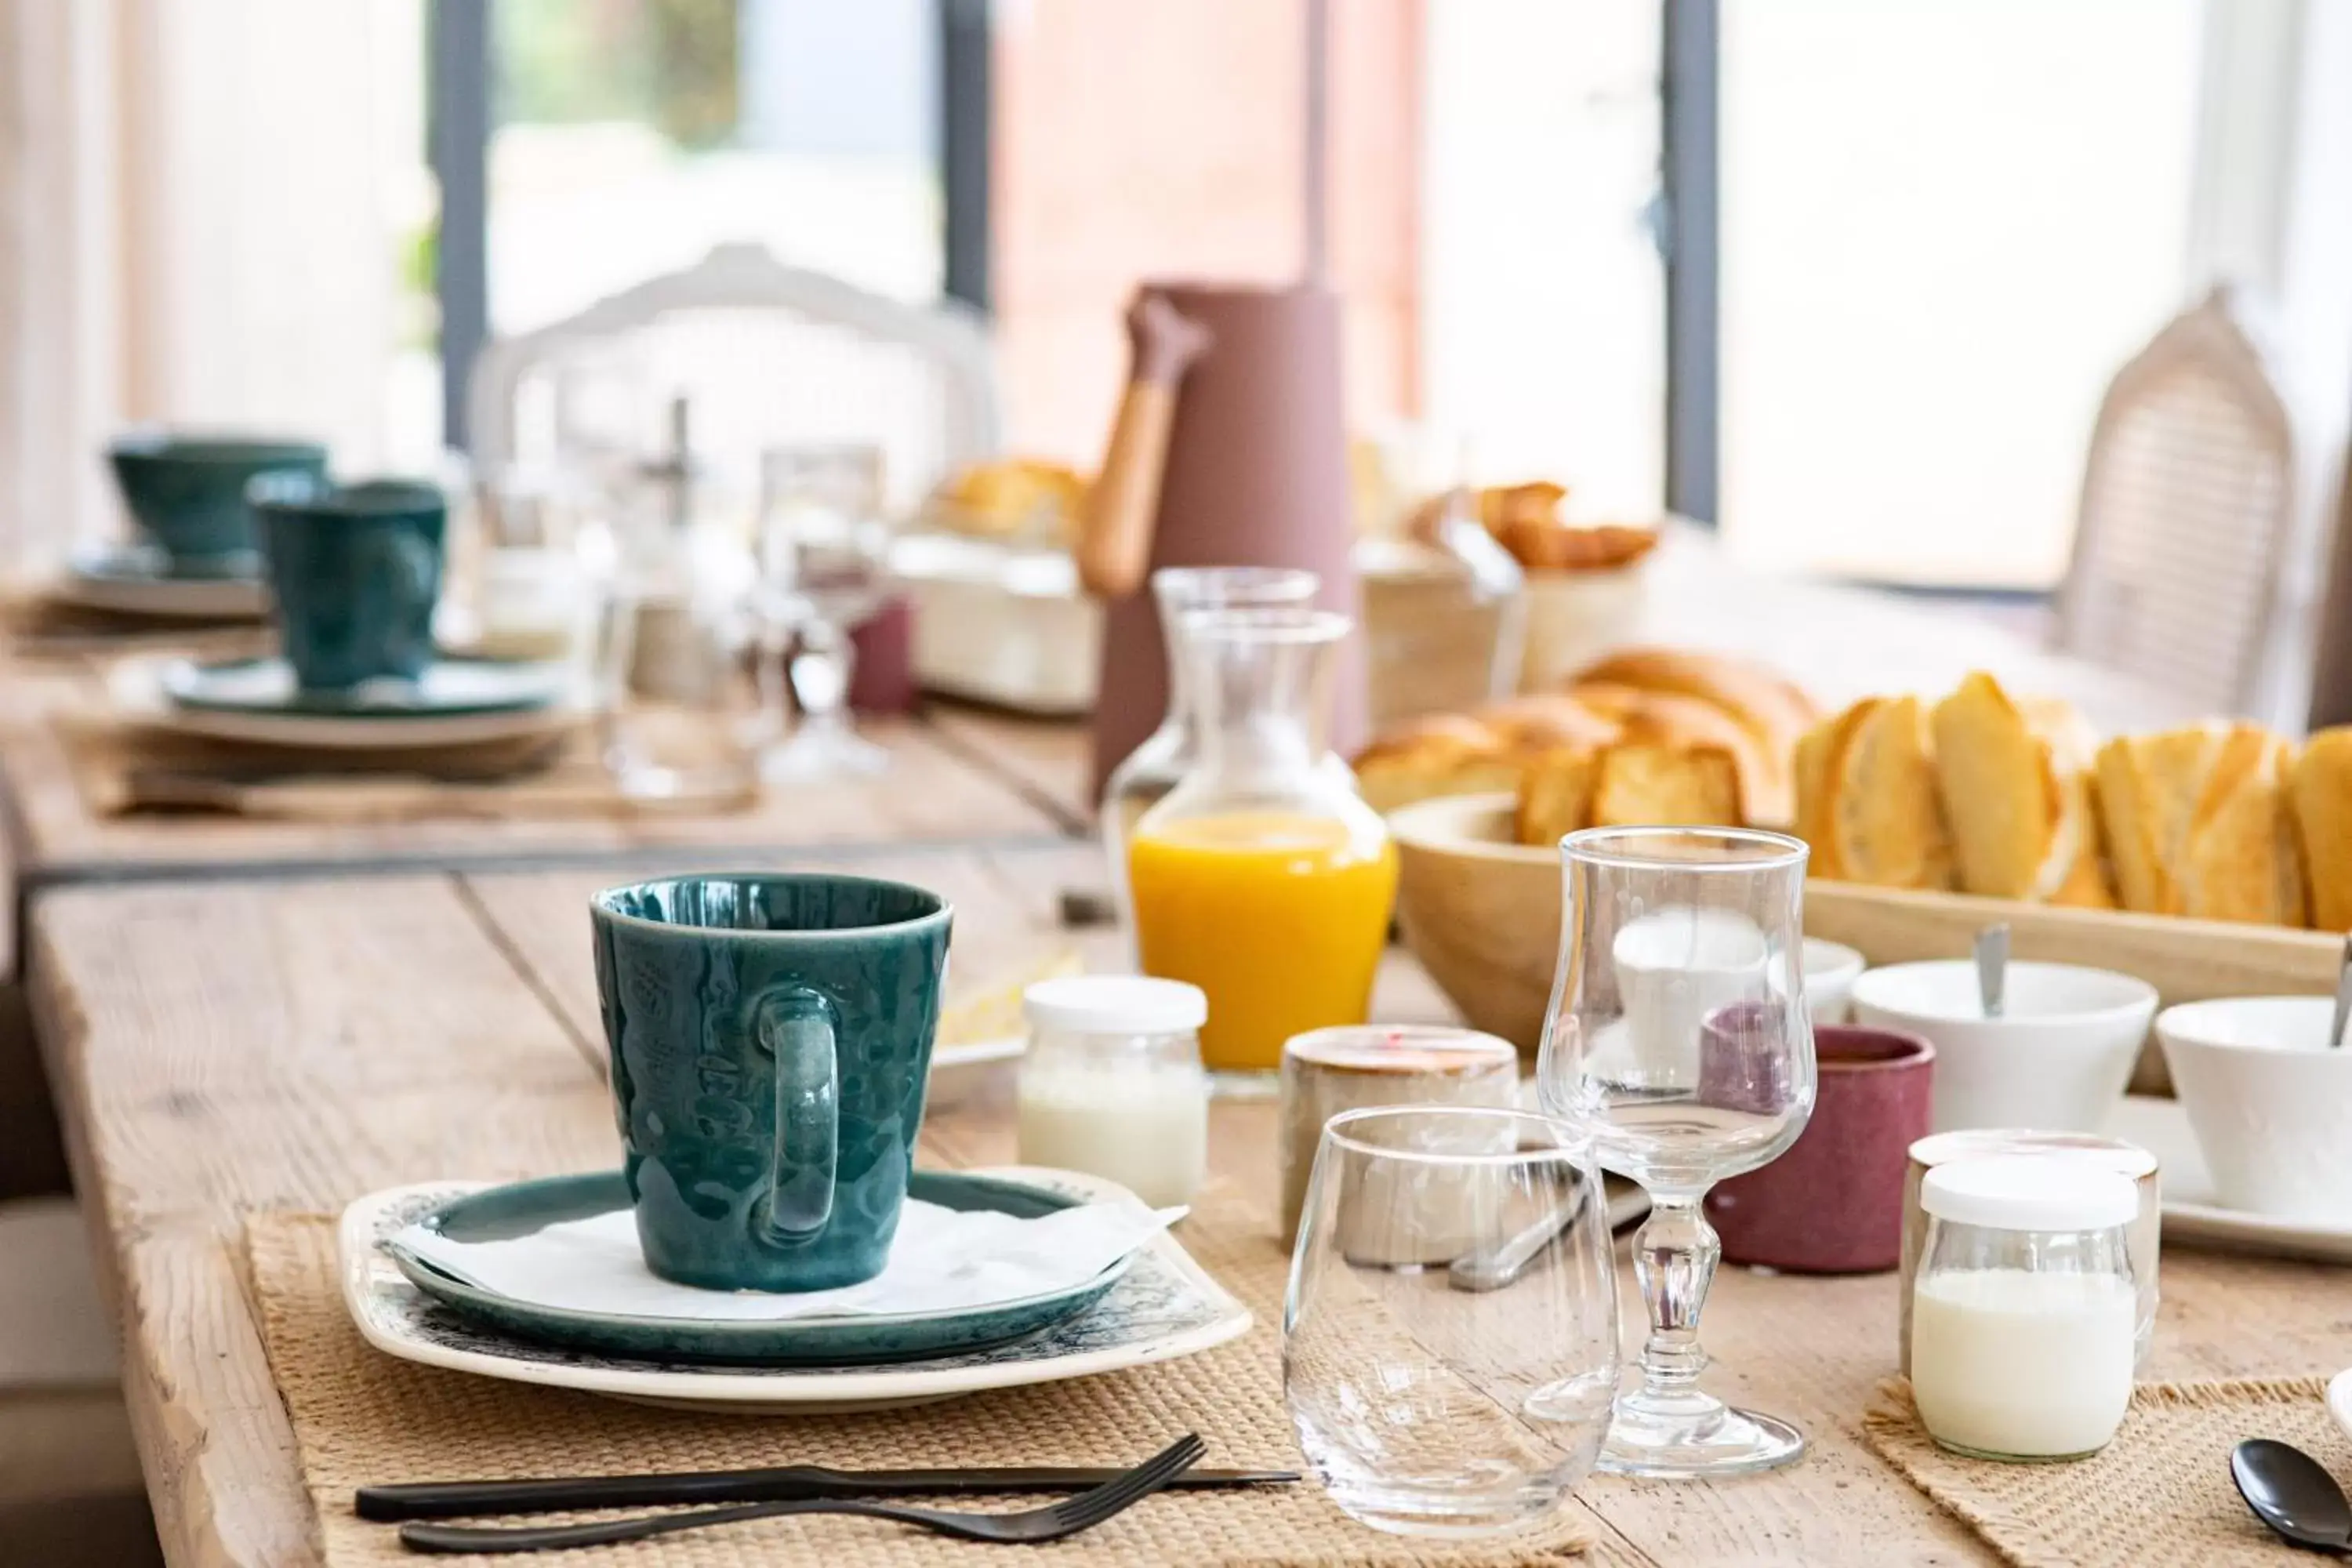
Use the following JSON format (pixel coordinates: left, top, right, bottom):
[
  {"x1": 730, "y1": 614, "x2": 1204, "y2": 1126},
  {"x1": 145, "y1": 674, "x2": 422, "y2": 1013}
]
[
  {"x1": 162, "y1": 655, "x2": 569, "y2": 720},
  {"x1": 2109, "y1": 1095, "x2": 2352, "y2": 1265},
  {"x1": 53, "y1": 543, "x2": 268, "y2": 620},
  {"x1": 109, "y1": 654, "x2": 587, "y2": 752}
]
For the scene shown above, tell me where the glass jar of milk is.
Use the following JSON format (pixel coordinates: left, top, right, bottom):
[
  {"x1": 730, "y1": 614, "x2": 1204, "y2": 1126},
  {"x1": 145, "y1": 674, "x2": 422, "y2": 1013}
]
[
  {"x1": 1017, "y1": 976, "x2": 1210, "y2": 1207},
  {"x1": 1911, "y1": 1155, "x2": 2140, "y2": 1462}
]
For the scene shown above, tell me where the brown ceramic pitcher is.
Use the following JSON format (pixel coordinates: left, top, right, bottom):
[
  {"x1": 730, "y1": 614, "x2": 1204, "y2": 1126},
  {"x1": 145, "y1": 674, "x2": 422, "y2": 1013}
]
[{"x1": 1077, "y1": 281, "x2": 1366, "y2": 799}]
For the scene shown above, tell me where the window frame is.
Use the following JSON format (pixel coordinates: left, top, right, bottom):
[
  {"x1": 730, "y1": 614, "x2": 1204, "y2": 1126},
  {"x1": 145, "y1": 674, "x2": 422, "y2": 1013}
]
[{"x1": 427, "y1": 0, "x2": 990, "y2": 452}]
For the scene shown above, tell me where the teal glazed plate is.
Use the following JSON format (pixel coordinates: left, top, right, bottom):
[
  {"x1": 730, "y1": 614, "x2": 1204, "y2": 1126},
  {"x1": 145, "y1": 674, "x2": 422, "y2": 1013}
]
[
  {"x1": 74, "y1": 541, "x2": 262, "y2": 583},
  {"x1": 161, "y1": 655, "x2": 568, "y2": 718},
  {"x1": 382, "y1": 1171, "x2": 1136, "y2": 1366}
]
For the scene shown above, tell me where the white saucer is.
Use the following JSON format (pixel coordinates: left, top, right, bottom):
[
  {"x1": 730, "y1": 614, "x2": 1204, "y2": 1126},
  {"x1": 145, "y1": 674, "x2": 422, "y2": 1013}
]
[
  {"x1": 2328, "y1": 1368, "x2": 2352, "y2": 1444},
  {"x1": 108, "y1": 653, "x2": 588, "y2": 753},
  {"x1": 337, "y1": 1166, "x2": 1252, "y2": 1415},
  {"x1": 53, "y1": 543, "x2": 268, "y2": 619},
  {"x1": 2109, "y1": 1096, "x2": 2352, "y2": 1264}
]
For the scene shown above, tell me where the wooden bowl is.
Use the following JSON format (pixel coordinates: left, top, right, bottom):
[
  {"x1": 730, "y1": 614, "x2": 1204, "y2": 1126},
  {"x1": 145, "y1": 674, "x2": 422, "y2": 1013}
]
[{"x1": 1388, "y1": 793, "x2": 1559, "y2": 1057}]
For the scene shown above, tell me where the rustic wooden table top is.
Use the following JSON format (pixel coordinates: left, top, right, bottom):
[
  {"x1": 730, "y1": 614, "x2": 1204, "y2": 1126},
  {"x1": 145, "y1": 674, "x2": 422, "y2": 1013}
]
[{"x1": 30, "y1": 840, "x2": 2352, "y2": 1568}]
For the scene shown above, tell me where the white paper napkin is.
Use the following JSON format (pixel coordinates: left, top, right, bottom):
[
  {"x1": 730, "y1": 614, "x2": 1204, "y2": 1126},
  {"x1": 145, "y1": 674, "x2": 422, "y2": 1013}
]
[{"x1": 390, "y1": 1196, "x2": 1184, "y2": 1323}]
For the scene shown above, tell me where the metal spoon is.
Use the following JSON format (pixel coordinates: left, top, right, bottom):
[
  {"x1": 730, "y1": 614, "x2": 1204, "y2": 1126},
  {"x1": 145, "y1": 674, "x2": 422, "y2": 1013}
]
[
  {"x1": 2233, "y1": 1438, "x2": 2352, "y2": 1553},
  {"x1": 1975, "y1": 924, "x2": 2009, "y2": 1019},
  {"x1": 1450, "y1": 1194, "x2": 1585, "y2": 1292},
  {"x1": 2329, "y1": 935, "x2": 2352, "y2": 1051},
  {"x1": 1449, "y1": 1179, "x2": 1650, "y2": 1291}
]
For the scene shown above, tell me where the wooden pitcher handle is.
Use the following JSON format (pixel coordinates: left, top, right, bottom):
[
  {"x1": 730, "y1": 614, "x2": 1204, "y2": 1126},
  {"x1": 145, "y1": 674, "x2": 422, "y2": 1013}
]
[{"x1": 1076, "y1": 291, "x2": 1210, "y2": 598}]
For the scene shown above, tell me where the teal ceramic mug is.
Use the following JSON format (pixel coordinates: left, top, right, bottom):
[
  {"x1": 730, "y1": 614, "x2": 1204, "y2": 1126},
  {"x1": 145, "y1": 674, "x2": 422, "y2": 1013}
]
[
  {"x1": 249, "y1": 474, "x2": 445, "y2": 691},
  {"x1": 590, "y1": 873, "x2": 953, "y2": 1293},
  {"x1": 107, "y1": 431, "x2": 328, "y2": 565}
]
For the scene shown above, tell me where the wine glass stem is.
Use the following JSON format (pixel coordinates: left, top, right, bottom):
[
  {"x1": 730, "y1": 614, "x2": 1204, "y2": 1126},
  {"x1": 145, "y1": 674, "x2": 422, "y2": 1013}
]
[{"x1": 1631, "y1": 1193, "x2": 1719, "y2": 1399}]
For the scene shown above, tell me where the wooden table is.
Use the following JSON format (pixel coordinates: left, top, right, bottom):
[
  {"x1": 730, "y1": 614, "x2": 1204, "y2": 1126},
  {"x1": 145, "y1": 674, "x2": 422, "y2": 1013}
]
[
  {"x1": 0, "y1": 653, "x2": 1068, "y2": 887},
  {"x1": 0, "y1": 529, "x2": 2188, "y2": 900},
  {"x1": 31, "y1": 842, "x2": 2352, "y2": 1567}
]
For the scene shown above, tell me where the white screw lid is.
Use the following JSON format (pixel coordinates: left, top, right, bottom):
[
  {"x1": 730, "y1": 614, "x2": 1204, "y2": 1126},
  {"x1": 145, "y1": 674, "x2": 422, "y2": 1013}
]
[
  {"x1": 1023, "y1": 975, "x2": 1207, "y2": 1036},
  {"x1": 1922, "y1": 1153, "x2": 2138, "y2": 1232}
]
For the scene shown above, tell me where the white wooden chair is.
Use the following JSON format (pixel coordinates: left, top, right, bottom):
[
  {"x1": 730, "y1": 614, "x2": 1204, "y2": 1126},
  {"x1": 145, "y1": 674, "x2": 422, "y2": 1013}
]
[
  {"x1": 466, "y1": 243, "x2": 1002, "y2": 510},
  {"x1": 2056, "y1": 285, "x2": 2298, "y2": 717}
]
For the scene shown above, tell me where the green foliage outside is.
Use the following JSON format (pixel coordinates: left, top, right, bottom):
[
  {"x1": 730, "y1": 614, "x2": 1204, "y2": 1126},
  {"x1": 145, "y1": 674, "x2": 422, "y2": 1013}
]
[{"x1": 496, "y1": 0, "x2": 741, "y2": 149}]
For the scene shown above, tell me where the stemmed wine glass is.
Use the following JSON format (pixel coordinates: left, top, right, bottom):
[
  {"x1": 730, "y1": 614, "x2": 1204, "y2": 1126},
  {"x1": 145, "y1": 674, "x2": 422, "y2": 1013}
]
[
  {"x1": 753, "y1": 443, "x2": 893, "y2": 781},
  {"x1": 1536, "y1": 826, "x2": 1817, "y2": 1478}
]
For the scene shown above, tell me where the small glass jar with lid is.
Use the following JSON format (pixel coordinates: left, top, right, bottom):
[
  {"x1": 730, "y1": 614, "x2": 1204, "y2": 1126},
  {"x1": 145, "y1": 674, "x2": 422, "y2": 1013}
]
[
  {"x1": 1911, "y1": 1155, "x2": 2139, "y2": 1462},
  {"x1": 1016, "y1": 976, "x2": 1210, "y2": 1208}
]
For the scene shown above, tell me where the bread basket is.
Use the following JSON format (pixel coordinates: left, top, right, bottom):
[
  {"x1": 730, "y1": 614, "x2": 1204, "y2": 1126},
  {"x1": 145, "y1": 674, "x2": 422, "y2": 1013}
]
[{"x1": 1388, "y1": 790, "x2": 2341, "y2": 1088}]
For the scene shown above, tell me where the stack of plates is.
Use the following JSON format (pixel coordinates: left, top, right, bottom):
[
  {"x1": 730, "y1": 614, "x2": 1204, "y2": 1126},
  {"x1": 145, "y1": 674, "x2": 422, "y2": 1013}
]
[
  {"x1": 52, "y1": 542, "x2": 270, "y2": 620},
  {"x1": 339, "y1": 1167, "x2": 1250, "y2": 1414},
  {"x1": 112, "y1": 652, "x2": 588, "y2": 751}
]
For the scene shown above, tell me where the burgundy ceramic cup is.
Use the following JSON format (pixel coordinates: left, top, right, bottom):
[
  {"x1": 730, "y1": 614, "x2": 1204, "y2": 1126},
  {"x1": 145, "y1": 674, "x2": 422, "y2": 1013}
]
[
  {"x1": 848, "y1": 596, "x2": 916, "y2": 714},
  {"x1": 1703, "y1": 1024, "x2": 1936, "y2": 1273}
]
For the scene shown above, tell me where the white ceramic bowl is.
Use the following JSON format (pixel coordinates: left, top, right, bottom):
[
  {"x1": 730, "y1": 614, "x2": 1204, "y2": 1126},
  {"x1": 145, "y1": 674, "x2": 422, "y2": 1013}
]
[
  {"x1": 2157, "y1": 996, "x2": 2352, "y2": 1223},
  {"x1": 1802, "y1": 938, "x2": 1865, "y2": 1025},
  {"x1": 1850, "y1": 960, "x2": 2157, "y2": 1134}
]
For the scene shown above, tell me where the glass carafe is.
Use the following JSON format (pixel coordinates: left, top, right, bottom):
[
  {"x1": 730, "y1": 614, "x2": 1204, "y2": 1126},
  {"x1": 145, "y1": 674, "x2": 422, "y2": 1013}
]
[
  {"x1": 1127, "y1": 608, "x2": 1398, "y2": 1082},
  {"x1": 1101, "y1": 566, "x2": 1323, "y2": 939}
]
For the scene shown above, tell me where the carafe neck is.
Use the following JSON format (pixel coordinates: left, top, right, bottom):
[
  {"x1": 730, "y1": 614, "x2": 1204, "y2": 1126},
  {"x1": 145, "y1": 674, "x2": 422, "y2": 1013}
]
[{"x1": 1183, "y1": 609, "x2": 1348, "y2": 787}]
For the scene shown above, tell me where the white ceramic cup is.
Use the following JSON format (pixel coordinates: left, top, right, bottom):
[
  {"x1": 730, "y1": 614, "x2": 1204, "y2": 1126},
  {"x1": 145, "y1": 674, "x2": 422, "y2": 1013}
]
[
  {"x1": 1850, "y1": 960, "x2": 2157, "y2": 1134},
  {"x1": 1802, "y1": 938, "x2": 1865, "y2": 1025},
  {"x1": 2156, "y1": 996, "x2": 2352, "y2": 1223}
]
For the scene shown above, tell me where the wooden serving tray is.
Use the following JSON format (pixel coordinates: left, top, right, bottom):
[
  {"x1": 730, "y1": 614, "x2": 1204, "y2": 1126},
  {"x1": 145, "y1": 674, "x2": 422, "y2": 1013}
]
[{"x1": 1805, "y1": 881, "x2": 2342, "y2": 1094}]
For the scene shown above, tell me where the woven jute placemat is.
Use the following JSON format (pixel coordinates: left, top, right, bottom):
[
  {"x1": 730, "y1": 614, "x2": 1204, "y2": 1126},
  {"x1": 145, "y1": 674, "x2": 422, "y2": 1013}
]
[
  {"x1": 241, "y1": 1182, "x2": 1590, "y2": 1566},
  {"x1": 1863, "y1": 1377, "x2": 2343, "y2": 1566},
  {"x1": 56, "y1": 714, "x2": 754, "y2": 823}
]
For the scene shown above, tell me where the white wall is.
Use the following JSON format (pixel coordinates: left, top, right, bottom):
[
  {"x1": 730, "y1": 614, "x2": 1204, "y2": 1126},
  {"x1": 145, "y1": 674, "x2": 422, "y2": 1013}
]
[
  {"x1": 1717, "y1": 0, "x2": 2203, "y2": 588},
  {"x1": 1420, "y1": 0, "x2": 1665, "y2": 517}
]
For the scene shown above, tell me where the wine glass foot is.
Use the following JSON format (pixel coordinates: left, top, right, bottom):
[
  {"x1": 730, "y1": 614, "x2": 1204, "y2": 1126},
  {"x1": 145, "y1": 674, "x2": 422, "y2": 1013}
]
[
  {"x1": 758, "y1": 727, "x2": 890, "y2": 782},
  {"x1": 1596, "y1": 1394, "x2": 1805, "y2": 1479}
]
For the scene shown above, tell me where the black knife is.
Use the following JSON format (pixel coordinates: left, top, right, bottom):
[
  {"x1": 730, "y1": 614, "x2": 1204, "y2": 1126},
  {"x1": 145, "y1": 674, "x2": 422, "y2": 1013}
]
[{"x1": 356, "y1": 1464, "x2": 1299, "y2": 1521}]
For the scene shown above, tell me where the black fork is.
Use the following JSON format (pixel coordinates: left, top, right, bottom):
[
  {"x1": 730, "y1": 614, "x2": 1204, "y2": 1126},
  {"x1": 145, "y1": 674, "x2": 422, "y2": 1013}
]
[{"x1": 397, "y1": 1435, "x2": 1208, "y2": 1555}]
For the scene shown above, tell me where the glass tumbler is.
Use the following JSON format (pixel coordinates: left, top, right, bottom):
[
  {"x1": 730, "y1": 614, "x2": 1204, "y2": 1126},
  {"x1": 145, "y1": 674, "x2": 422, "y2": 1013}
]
[{"x1": 1285, "y1": 1106, "x2": 1620, "y2": 1540}]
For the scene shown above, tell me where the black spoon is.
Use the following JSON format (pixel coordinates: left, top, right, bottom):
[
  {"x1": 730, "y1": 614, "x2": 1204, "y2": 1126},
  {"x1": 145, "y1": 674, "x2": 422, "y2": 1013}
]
[{"x1": 2233, "y1": 1438, "x2": 2352, "y2": 1553}]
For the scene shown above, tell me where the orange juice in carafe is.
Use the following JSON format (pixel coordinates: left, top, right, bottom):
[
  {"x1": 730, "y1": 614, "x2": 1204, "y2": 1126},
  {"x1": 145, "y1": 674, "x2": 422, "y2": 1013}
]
[
  {"x1": 1121, "y1": 604, "x2": 1395, "y2": 1076},
  {"x1": 1129, "y1": 811, "x2": 1397, "y2": 1072}
]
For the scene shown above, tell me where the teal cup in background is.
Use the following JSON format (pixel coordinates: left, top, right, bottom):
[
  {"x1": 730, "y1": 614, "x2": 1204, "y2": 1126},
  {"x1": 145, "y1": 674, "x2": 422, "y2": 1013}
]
[
  {"x1": 249, "y1": 474, "x2": 445, "y2": 691},
  {"x1": 107, "y1": 431, "x2": 328, "y2": 565},
  {"x1": 590, "y1": 873, "x2": 953, "y2": 1293}
]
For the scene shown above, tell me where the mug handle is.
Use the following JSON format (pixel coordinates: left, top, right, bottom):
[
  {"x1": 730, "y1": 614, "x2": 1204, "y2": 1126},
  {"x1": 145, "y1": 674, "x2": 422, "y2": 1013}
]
[
  {"x1": 752, "y1": 987, "x2": 840, "y2": 1246},
  {"x1": 354, "y1": 528, "x2": 440, "y2": 661}
]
